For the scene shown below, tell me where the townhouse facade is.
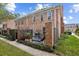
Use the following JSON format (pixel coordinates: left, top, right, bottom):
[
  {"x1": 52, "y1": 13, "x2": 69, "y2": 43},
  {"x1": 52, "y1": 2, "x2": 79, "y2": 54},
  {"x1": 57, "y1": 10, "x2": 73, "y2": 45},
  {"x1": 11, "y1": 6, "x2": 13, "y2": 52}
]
[
  {"x1": 0, "y1": 20, "x2": 16, "y2": 36},
  {"x1": 64, "y1": 24, "x2": 79, "y2": 33},
  {"x1": 2, "y1": 20, "x2": 16, "y2": 30},
  {"x1": 15, "y1": 6, "x2": 64, "y2": 47}
]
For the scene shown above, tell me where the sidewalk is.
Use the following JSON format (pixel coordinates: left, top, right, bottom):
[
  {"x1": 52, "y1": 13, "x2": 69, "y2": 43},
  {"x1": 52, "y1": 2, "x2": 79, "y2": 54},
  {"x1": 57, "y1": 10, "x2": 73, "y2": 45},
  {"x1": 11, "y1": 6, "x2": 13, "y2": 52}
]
[
  {"x1": 72, "y1": 33, "x2": 79, "y2": 39},
  {"x1": 0, "y1": 37, "x2": 57, "y2": 56}
]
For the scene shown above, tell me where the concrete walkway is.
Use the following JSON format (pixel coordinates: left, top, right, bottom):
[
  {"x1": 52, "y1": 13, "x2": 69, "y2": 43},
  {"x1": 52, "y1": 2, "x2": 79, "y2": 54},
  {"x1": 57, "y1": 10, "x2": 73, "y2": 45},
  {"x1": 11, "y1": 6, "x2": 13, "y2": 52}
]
[
  {"x1": 72, "y1": 33, "x2": 79, "y2": 39},
  {"x1": 0, "y1": 37, "x2": 57, "y2": 56}
]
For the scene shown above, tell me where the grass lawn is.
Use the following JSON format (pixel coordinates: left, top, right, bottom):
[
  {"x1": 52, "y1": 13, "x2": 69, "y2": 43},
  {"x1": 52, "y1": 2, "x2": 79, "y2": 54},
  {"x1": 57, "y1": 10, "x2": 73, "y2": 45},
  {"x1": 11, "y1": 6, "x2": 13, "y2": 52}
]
[
  {"x1": 0, "y1": 39, "x2": 32, "y2": 56},
  {"x1": 54, "y1": 35, "x2": 79, "y2": 56}
]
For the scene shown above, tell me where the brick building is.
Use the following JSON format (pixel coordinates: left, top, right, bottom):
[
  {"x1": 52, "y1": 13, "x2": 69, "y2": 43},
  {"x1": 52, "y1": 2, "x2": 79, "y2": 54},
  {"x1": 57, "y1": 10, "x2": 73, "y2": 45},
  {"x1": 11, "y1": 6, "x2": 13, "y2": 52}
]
[
  {"x1": 1, "y1": 20, "x2": 16, "y2": 37},
  {"x1": 15, "y1": 6, "x2": 64, "y2": 47},
  {"x1": 2, "y1": 20, "x2": 16, "y2": 30},
  {"x1": 64, "y1": 24, "x2": 79, "y2": 33}
]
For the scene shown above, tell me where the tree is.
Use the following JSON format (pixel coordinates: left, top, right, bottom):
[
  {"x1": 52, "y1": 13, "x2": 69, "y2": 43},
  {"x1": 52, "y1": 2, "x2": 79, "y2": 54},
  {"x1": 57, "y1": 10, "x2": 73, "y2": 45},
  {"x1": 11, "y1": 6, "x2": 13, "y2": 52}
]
[
  {"x1": 75, "y1": 28, "x2": 79, "y2": 36},
  {"x1": 0, "y1": 3, "x2": 20, "y2": 23}
]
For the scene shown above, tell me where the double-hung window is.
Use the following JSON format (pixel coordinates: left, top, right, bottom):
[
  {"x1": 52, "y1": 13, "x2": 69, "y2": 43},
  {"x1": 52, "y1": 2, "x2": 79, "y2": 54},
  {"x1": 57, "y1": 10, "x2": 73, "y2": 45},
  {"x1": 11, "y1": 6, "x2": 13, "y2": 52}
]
[
  {"x1": 32, "y1": 16, "x2": 35, "y2": 22},
  {"x1": 48, "y1": 10, "x2": 52, "y2": 21},
  {"x1": 41, "y1": 14, "x2": 43, "y2": 21}
]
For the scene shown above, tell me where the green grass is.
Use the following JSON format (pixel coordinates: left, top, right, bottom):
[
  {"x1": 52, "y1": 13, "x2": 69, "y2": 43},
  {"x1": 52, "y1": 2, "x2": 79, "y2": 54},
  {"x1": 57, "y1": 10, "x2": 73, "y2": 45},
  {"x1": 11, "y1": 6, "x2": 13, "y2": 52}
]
[
  {"x1": 54, "y1": 35, "x2": 79, "y2": 56},
  {"x1": 0, "y1": 39, "x2": 32, "y2": 56}
]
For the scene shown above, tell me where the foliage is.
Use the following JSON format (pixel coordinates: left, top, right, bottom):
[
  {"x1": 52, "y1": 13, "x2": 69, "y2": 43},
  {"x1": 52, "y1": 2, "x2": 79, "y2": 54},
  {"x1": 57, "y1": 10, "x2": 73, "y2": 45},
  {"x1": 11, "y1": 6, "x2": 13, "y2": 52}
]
[
  {"x1": 59, "y1": 33, "x2": 69, "y2": 40},
  {"x1": 17, "y1": 40, "x2": 54, "y2": 52},
  {"x1": 20, "y1": 30, "x2": 33, "y2": 39},
  {"x1": 8, "y1": 29, "x2": 16, "y2": 41},
  {"x1": 0, "y1": 3, "x2": 20, "y2": 22},
  {"x1": 1, "y1": 29, "x2": 17, "y2": 41},
  {"x1": 75, "y1": 28, "x2": 79, "y2": 36},
  {"x1": 64, "y1": 31, "x2": 72, "y2": 35},
  {"x1": 54, "y1": 35, "x2": 79, "y2": 56},
  {"x1": 75, "y1": 28, "x2": 79, "y2": 32}
]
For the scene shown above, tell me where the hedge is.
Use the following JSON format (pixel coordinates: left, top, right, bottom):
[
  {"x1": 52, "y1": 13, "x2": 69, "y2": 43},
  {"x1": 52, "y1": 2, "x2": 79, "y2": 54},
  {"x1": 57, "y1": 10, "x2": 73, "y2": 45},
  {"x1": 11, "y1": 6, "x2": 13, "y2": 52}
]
[
  {"x1": 17, "y1": 39, "x2": 54, "y2": 52},
  {"x1": 9, "y1": 29, "x2": 16, "y2": 41},
  {"x1": 2, "y1": 29, "x2": 17, "y2": 41}
]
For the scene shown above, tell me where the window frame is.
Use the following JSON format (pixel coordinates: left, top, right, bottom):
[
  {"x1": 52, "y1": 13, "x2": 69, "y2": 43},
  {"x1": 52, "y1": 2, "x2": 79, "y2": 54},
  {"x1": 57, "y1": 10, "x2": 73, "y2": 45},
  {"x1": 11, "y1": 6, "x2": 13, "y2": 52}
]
[
  {"x1": 48, "y1": 10, "x2": 52, "y2": 20},
  {"x1": 41, "y1": 14, "x2": 43, "y2": 21},
  {"x1": 32, "y1": 16, "x2": 35, "y2": 23}
]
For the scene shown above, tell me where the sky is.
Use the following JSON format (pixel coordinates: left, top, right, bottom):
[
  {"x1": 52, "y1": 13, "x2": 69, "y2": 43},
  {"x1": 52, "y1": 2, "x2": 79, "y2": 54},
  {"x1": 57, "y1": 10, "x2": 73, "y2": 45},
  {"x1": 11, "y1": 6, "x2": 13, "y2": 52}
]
[{"x1": 5, "y1": 3, "x2": 79, "y2": 24}]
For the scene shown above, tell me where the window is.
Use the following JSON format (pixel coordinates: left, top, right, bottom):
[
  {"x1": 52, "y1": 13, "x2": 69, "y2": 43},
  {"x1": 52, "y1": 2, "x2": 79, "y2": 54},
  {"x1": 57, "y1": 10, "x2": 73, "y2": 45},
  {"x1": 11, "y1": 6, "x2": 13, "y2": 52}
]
[
  {"x1": 15, "y1": 21, "x2": 17, "y2": 26},
  {"x1": 41, "y1": 14, "x2": 43, "y2": 21},
  {"x1": 21, "y1": 20, "x2": 23, "y2": 24},
  {"x1": 48, "y1": 11, "x2": 51, "y2": 20},
  {"x1": 3, "y1": 24, "x2": 7, "y2": 29},
  {"x1": 56, "y1": 9, "x2": 58, "y2": 20},
  {"x1": 18, "y1": 22, "x2": 20, "y2": 25},
  {"x1": 32, "y1": 16, "x2": 35, "y2": 22}
]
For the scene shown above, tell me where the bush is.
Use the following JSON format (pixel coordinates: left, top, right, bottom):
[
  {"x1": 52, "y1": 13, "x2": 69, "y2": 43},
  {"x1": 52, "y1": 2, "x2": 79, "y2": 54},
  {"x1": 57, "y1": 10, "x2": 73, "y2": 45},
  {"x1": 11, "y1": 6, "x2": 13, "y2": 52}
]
[
  {"x1": 6, "y1": 29, "x2": 17, "y2": 41},
  {"x1": 1, "y1": 29, "x2": 16, "y2": 41},
  {"x1": 20, "y1": 30, "x2": 33, "y2": 39},
  {"x1": 64, "y1": 32, "x2": 72, "y2": 35},
  {"x1": 64, "y1": 32, "x2": 68, "y2": 34},
  {"x1": 17, "y1": 40, "x2": 53, "y2": 52},
  {"x1": 25, "y1": 31, "x2": 32, "y2": 39},
  {"x1": 6, "y1": 34, "x2": 13, "y2": 40},
  {"x1": 60, "y1": 33, "x2": 69, "y2": 40},
  {"x1": 75, "y1": 28, "x2": 79, "y2": 36}
]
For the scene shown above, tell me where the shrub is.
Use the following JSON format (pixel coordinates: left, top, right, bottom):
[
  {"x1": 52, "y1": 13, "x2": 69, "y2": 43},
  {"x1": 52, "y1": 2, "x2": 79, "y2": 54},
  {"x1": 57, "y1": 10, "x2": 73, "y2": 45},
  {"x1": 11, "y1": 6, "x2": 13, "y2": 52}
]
[
  {"x1": 64, "y1": 31, "x2": 72, "y2": 35},
  {"x1": 17, "y1": 40, "x2": 53, "y2": 52},
  {"x1": 75, "y1": 28, "x2": 79, "y2": 36},
  {"x1": 6, "y1": 34, "x2": 13, "y2": 40},
  {"x1": 20, "y1": 30, "x2": 33, "y2": 39},
  {"x1": 7, "y1": 29, "x2": 16, "y2": 41},
  {"x1": 4, "y1": 30, "x2": 16, "y2": 41},
  {"x1": 64, "y1": 32, "x2": 68, "y2": 34},
  {"x1": 1, "y1": 29, "x2": 16, "y2": 41},
  {"x1": 25, "y1": 31, "x2": 32, "y2": 39},
  {"x1": 60, "y1": 33, "x2": 69, "y2": 40}
]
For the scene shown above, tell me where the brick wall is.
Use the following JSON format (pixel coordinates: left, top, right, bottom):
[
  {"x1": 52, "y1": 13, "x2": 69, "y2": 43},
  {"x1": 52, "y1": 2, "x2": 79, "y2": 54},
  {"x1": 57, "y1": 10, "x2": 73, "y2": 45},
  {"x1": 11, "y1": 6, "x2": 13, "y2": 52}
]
[
  {"x1": 15, "y1": 6, "x2": 64, "y2": 47},
  {"x1": 2, "y1": 20, "x2": 16, "y2": 30}
]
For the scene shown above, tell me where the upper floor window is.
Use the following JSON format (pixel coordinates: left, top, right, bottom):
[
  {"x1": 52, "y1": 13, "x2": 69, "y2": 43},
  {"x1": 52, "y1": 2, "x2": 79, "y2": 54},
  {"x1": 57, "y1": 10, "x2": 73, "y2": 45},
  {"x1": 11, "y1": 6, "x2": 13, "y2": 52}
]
[
  {"x1": 18, "y1": 21, "x2": 20, "y2": 25},
  {"x1": 41, "y1": 14, "x2": 43, "y2": 21},
  {"x1": 56, "y1": 9, "x2": 58, "y2": 20},
  {"x1": 32, "y1": 16, "x2": 35, "y2": 22},
  {"x1": 21, "y1": 20, "x2": 24, "y2": 25},
  {"x1": 48, "y1": 11, "x2": 52, "y2": 20}
]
